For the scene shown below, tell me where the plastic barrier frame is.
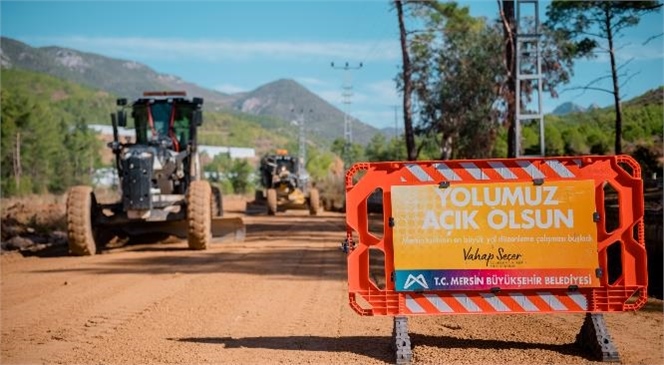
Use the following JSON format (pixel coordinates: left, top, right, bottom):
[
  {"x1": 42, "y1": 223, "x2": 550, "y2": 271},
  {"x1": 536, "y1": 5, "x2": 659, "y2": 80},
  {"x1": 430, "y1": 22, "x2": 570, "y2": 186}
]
[{"x1": 344, "y1": 155, "x2": 647, "y2": 316}]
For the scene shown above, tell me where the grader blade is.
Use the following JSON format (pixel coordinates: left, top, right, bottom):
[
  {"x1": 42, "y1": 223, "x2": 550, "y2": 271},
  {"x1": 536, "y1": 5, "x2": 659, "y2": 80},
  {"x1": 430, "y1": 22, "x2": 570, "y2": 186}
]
[
  {"x1": 165, "y1": 217, "x2": 245, "y2": 243},
  {"x1": 111, "y1": 217, "x2": 245, "y2": 243},
  {"x1": 210, "y1": 217, "x2": 246, "y2": 242},
  {"x1": 245, "y1": 200, "x2": 267, "y2": 215}
]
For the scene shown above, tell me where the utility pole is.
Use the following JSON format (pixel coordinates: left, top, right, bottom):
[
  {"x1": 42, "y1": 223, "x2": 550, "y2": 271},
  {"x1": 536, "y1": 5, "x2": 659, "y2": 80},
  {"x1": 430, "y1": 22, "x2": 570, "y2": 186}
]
[
  {"x1": 292, "y1": 108, "x2": 312, "y2": 181},
  {"x1": 515, "y1": 0, "x2": 545, "y2": 157},
  {"x1": 331, "y1": 61, "x2": 363, "y2": 169}
]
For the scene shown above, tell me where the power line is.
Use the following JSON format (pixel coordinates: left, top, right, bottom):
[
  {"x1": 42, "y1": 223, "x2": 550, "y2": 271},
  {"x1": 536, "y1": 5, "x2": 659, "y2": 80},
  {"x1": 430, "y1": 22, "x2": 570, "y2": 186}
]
[
  {"x1": 515, "y1": 0, "x2": 545, "y2": 157},
  {"x1": 330, "y1": 61, "x2": 363, "y2": 168},
  {"x1": 292, "y1": 108, "x2": 312, "y2": 180}
]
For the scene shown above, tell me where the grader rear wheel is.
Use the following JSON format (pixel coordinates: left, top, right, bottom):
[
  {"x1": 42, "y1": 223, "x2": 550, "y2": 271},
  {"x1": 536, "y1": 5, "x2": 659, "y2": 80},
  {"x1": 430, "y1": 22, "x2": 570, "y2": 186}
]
[
  {"x1": 187, "y1": 180, "x2": 212, "y2": 250},
  {"x1": 66, "y1": 186, "x2": 98, "y2": 256},
  {"x1": 267, "y1": 188, "x2": 277, "y2": 216},
  {"x1": 309, "y1": 188, "x2": 320, "y2": 216},
  {"x1": 323, "y1": 198, "x2": 332, "y2": 212},
  {"x1": 211, "y1": 185, "x2": 223, "y2": 217}
]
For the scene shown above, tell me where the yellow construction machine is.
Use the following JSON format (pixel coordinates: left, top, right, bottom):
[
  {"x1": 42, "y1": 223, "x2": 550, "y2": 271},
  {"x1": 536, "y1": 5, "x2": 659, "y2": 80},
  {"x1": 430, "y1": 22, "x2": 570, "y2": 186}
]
[
  {"x1": 246, "y1": 150, "x2": 319, "y2": 215},
  {"x1": 65, "y1": 91, "x2": 245, "y2": 255}
]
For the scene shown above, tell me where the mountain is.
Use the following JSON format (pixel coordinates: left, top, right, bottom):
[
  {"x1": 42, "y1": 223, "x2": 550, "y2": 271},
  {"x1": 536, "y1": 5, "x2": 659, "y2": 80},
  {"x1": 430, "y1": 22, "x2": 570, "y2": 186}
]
[
  {"x1": 380, "y1": 127, "x2": 401, "y2": 138},
  {"x1": 537, "y1": 87, "x2": 663, "y2": 159},
  {"x1": 1, "y1": 36, "x2": 380, "y2": 145},
  {"x1": 232, "y1": 79, "x2": 378, "y2": 145},
  {"x1": 551, "y1": 87, "x2": 663, "y2": 116},
  {"x1": 0, "y1": 67, "x2": 297, "y2": 157},
  {"x1": 624, "y1": 86, "x2": 664, "y2": 108},
  {"x1": 551, "y1": 102, "x2": 586, "y2": 115},
  {"x1": 0, "y1": 37, "x2": 234, "y2": 107}
]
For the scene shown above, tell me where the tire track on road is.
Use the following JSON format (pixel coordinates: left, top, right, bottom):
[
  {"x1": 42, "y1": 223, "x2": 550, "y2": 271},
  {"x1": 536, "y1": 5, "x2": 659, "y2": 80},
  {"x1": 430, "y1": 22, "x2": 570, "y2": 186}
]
[{"x1": 2, "y1": 250, "x2": 224, "y2": 364}]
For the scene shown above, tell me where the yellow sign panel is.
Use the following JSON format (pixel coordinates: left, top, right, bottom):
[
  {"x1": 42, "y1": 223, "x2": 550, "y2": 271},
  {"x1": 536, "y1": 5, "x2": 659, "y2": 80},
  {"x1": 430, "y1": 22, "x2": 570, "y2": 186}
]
[{"x1": 392, "y1": 180, "x2": 599, "y2": 272}]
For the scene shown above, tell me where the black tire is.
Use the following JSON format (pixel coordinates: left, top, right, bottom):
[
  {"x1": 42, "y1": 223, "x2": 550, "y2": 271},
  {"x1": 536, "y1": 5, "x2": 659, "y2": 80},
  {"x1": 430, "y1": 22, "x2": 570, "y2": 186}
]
[
  {"x1": 309, "y1": 188, "x2": 320, "y2": 216},
  {"x1": 211, "y1": 185, "x2": 223, "y2": 217},
  {"x1": 267, "y1": 188, "x2": 277, "y2": 216},
  {"x1": 187, "y1": 180, "x2": 211, "y2": 250},
  {"x1": 66, "y1": 185, "x2": 97, "y2": 256}
]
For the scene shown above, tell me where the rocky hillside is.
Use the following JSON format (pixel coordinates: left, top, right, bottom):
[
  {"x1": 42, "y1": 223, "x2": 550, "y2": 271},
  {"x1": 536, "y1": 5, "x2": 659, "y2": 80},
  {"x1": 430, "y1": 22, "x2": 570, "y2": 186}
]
[
  {"x1": 551, "y1": 101, "x2": 588, "y2": 115},
  {"x1": 232, "y1": 79, "x2": 379, "y2": 144},
  {"x1": 1, "y1": 36, "x2": 380, "y2": 145},
  {"x1": 0, "y1": 37, "x2": 234, "y2": 106}
]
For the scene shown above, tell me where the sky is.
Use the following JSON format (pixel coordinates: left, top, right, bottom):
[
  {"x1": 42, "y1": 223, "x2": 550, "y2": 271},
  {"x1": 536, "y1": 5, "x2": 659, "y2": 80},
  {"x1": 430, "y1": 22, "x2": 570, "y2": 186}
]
[{"x1": 1, "y1": 1, "x2": 663, "y2": 131}]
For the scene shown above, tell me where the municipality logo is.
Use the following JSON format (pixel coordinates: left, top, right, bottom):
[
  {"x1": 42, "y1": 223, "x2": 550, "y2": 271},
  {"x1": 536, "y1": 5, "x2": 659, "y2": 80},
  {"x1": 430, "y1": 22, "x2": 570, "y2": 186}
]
[{"x1": 404, "y1": 274, "x2": 429, "y2": 289}]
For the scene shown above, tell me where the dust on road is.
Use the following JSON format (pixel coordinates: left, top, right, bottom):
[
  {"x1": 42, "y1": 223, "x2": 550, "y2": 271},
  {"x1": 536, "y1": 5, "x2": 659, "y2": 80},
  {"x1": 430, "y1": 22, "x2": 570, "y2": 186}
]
[{"x1": 1, "y1": 198, "x2": 662, "y2": 364}]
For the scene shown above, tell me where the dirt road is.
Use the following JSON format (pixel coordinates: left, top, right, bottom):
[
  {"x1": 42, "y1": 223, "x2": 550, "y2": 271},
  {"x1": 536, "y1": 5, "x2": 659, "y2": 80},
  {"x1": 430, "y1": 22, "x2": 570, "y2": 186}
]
[{"x1": 1, "y1": 201, "x2": 663, "y2": 365}]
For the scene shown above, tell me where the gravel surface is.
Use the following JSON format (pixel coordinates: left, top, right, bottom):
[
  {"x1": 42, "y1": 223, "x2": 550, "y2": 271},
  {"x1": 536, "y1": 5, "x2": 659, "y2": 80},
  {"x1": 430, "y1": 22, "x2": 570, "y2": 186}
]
[{"x1": 1, "y1": 198, "x2": 662, "y2": 364}]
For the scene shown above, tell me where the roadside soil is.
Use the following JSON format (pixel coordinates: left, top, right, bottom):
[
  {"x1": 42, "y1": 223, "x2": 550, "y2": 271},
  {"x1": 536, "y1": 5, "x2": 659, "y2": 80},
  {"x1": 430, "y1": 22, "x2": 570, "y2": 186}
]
[{"x1": 1, "y1": 196, "x2": 662, "y2": 365}]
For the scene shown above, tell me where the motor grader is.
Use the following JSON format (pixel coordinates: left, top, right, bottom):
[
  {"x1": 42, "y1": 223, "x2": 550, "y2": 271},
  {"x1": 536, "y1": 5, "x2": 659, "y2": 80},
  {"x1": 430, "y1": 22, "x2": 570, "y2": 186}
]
[
  {"x1": 246, "y1": 150, "x2": 319, "y2": 215},
  {"x1": 66, "y1": 91, "x2": 245, "y2": 256}
]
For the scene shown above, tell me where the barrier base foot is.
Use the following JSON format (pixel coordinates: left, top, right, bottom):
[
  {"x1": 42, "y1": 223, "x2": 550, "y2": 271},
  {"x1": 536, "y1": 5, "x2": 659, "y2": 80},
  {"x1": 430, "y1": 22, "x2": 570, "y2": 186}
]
[
  {"x1": 576, "y1": 313, "x2": 620, "y2": 362},
  {"x1": 392, "y1": 315, "x2": 412, "y2": 364}
]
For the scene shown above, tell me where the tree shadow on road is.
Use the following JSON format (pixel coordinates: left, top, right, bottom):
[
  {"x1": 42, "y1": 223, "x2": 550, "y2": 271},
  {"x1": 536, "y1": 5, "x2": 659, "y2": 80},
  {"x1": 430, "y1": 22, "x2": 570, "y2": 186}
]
[
  {"x1": 30, "y1": 245, "x2": 349, "y2": 281},
  {"x1": 16, "y1": 232, "x2": 184, "y2": 258},
  {"x1": 170, "y1": 335, "x2": 394, "y2": 363},
  {"x1": 20, "y1": 214, "x2": 348, "y2": 258}
]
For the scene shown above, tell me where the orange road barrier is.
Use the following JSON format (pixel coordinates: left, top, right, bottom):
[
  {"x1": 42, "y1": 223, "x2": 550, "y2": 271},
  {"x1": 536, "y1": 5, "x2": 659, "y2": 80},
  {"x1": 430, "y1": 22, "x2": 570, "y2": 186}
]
[{"x1": 344, "y1": 155, "x2": 647, "y2": 317}]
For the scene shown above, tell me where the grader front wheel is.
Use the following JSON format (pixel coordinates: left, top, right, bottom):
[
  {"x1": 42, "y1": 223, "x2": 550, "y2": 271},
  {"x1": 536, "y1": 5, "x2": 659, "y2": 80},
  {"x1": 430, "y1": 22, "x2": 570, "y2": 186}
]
[
  {"x1": 66, "y1": 186, "x2": 98, "y2": 256},
  {"x1": 309, "y1": 188, "x2": 320, "y2": 216},
  {"x1": 211, "y1": 185, "x2": 223, "y2": 217},
  {"x1": 267, "y1": 188, "x2": 278, "y2": 216},
  {"x1": 187, "y1": 181, "x2": 212, "y2": 250}
]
